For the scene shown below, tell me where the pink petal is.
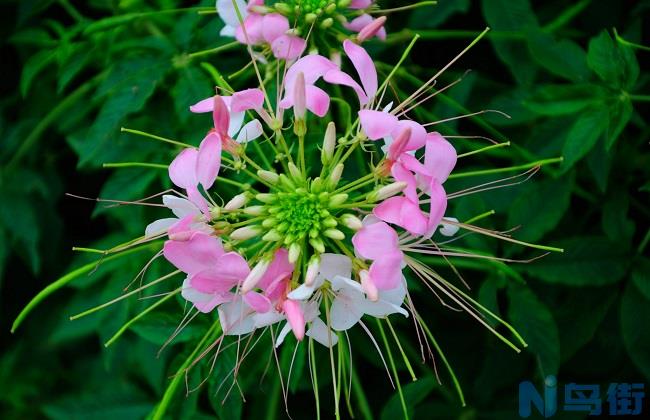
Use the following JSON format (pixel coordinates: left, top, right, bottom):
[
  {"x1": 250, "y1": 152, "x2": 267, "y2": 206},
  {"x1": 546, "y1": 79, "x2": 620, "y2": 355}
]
[
  {"x1": 368, "y1": 252, "x2": 403, "y2": 290},
  {"x1": 358, "y1": 16, "x2": 386, "y2": 43},
  {"x1": 212, "y1": 96, "x2": 230, "y2": 136},
  {"x1": 196, "y1": 132, "x2": 222, "y2": 190},
  {"x1": 243, "y1": 291, "x2": 272, "y2": 313},
  {"x1": 258, "y1": 249, "x2": 294, "y2": 301},
  {"x1": 282, "y1": 299, "x2": 305, "y2": 341},
  {"x1": 168, "y1": 214, "x2": 195, "y2": 241},
  {"x1": 343, "y1": 39, "x2": 377, "y2": 100},
  {"x1": 392, "y1": 120, "x2": 427, "y2": 151},
  {"x1": 344, "y1": 14, "x2": 372, "y2": 32},
  {"x1": 189, "y1": 96, "x2": 213, "y2": 113},
  {"x1": 235, "y1": 14, "x2": 264, "y2": 45},
  {"x1": 186, "y1": 186, "x2": 210, "y2": 218},
  {"x1": 271, "y1": 34, "x2": 307, "y2": 60},
  {"x1": 359, "y1": 110, "x2": 398, "y2": 140},
  {"x1": 424, "y1": 132, "x2": 457, "y2": 183},
  {"x1": 231, "y1": 88, "x2": 264, "y2": 112},
  {"x1": 373, "y1": 196, "x2": 428, "y2": 235},
  {"x1": 169, "y1": 148, "x2": 198, "y2": 190},
  {"x1": 284, "y1": 54, "x2": 338, "y2": 91},
  {"x1": 305, "y1": 85, "x2": 330, "y2": 117},
  {"x1": 351, "y1": 221, "x2": 399, "y2": 260},
  {"x1": 163, "y1": 232, "x2": 224, "y2": 275},
  {"x1": 193, "y1": 293, "x2": 233, "y2": 313},
  {"x1": 262, "y1": 13, "x2": 289, "y2": 43},
  {"x1": 349, "y1": 0, "x2": 372, "y2": 9},
  {"x1": 387, "y1": 127, "x2": 411, "y2": 160},
  {"x1": 391, "y1": 162, "x2": 417, "y2": 201},
  {"x1": 427, "y1": 182, "x2": 448, "y2": 233},
  {"x1": 323, "y1": 69, "x2": 368, "y2": 105}
]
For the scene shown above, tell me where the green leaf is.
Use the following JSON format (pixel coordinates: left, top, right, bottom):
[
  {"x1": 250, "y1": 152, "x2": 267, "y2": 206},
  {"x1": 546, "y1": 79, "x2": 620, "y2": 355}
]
[
  {"x1": 71, "y1": 56, "x2": 167, "y2": 167},
  {"x1": 0, "y1": 192, "x2": 40, "y2": 273},
  {"x1": 57, "y1": 46, "x2": 93, "y2": 93},
  {"x1": 524, "y1": 84, "x2": 604, "y2": 116},
  {"x1": 172, "y1": 66, "x2": 212, "y2": 124},
  {"x1": 478, "y1": 276, "x2": 503, "y2": 328},
  {"x1": 601, "y1": 192, "x2": 635, "y2": 244},
  {"x1": 481, "y1": 0, "x2": 539, "y2": 85},
  {"x1": 20, "y1": 49, "x2": 55, "y2": 97},
  {"x1": 528, "y1": 31, "x2": 590, "y2": 82},
  {"x1": 521, "y1": 236, "x2": 629, "y2": 286},
  {"x1": 507, "y1": 284, "x2": 560, "y2": 376},
  {"x1": 381, "y1": 376, "x2": 436, "y2": 420},
  {"x1": 408, "y1": 0, "x2": 469, "y2": 28},
  {"x1": 561, "y1": 106, "x2": 608, "y2": 169},
  {"x1": 605, "y1": 94, "x2": 633, "y2": 149},
  {"x1": 130, "y1": 312, "x2": 204, "y2": 346},
  {"x1": 507, "y1": 176, "x2": 572, "y2": 242},
  {"x1": 621, "y1": 282, "x2": 650, "y2": 380},
  {"x1": 586, "y1": 137, "x2": 611, "y2": 192},
  {"x1": 632, "y1": 258, "x2": 650, "y2": 301},
  {"x1": 587, "y1": 30, "x2": 640, "y2": 89}
]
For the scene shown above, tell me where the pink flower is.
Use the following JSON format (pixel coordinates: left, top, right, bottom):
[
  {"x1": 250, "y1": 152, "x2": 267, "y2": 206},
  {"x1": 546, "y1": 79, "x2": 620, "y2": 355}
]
[
  {"x1": 163, "y1": 232, "x2": 250, "y2": 313},
  {"x1": 345, "y1": 14, "x2": 387, "y2": 41},
  {"x1": 351, "y1": 218, "x2": 404, "y2": 292},
  {"x1": 359, "y1": 109, "x2": 427, "y2": 151},
  {"x1": 144, "y1": 195, "x2": 212, "y2": 239},
  {"x1": 217, "y1": 0, "x2": 306, "y2": 60},
  {"x1": 324, "y1": 40, "x2": 378, "y2": 106},
  {"x1": 280, "y1": 54, "x2": 339, "y2": 117}
]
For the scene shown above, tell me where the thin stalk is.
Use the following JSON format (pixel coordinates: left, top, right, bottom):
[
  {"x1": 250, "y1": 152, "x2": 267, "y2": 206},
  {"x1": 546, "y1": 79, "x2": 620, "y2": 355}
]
[
  {"x1": 104, "y1": 288, "x2": 180, "y2": 347},
  {"x1": 376, "y1": 319, "x2": 409, "y2": 420},
  {"x1": 370, "y1": 1, "x2": 437, "y2": 14},
  {"x1": 457, "y1": 142, "x2": 510, "y2": 158},
  {"x1": 385, "y1": 318, "x2": 417, "y2": 381},
  {"x1": 188, "y1": 41, "x2": 239, "y2": 59},
  {"x1": 350, "y1": 365, "x2": 373, "y2": 420},
  {"x1": 103, "y1": 162, "x2": 168, "y2": 170},
  {"x1": 377, "y1": 35, "x2": 420, "y2": 95},
  {"x1": 120, "y1": 127, "x2": 192, "y2": 148},
  {"x1": 463, "y1": 210, "x2": 496, "y2": 225},
  {"x1": 309, "y1": 338, "x2": 321, "y2": 420},
  {"x1": 448, "y1": 157, "x2": 563, "y2": 179},
  {"x1": 542, "y1": 0, "x2": 592, "y2": 33}
]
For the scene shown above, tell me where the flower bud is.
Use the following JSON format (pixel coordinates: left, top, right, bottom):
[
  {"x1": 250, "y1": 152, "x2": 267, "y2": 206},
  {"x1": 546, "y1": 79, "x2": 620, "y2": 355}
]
[
  {"x1": 329, "y1": 193, "x2": 348, "y2": 207},
  {"x1": 369, "y1": 181, "x2": 407, "y2": 202},
  {"x1": 337, "y1": 0, "x2": 351, "y2": 8},
  {"x1": 293, "y1": 72, "x2": 307, "y2": 122},
  {"x1": 256, "y1": 193, "x2": 276, "y2": 203},
  {"x1": 274, "y1": 2, "x2": 292, "y2": 14},
  {"x1": 288, "y1": 162, "x2": 302, "y2": 180},
  {"x1": 242, "y1": 258, "x2": 271, "y2": 293},
  {"x1": 262, "y1": 229, "x2": 283, "y2": 242},
  {"x1": 320, "y1": 17, "x2": 334, "y2": 29},
  {"x1": 328, "y1": 163, "x2": 344, "y2": 189},
  {"x1": 323, "y1": 217, "x2": 338, "y2": 228},
  {"x1": 258, "y1": 170, "x2": 279, "y2": 184},
  {"x1": 230, "y1": 225, "x2": 262, "y2": 241},
  {"x1": 262, "y1": 217, "x2": 278, "y2": 228},
  {"x1": 357, "y1": 16, "x2": 387, "y2": 43},
  {"x1": 323, "y1": 229, "x2": 345, "y2": 240},
  {"x1": 340, "y1": 214, "x2": 363, "y2": 230},
  {"x1": 243, "y1": 205, "x2": 265, "y2": 216},
  {"x1": 309, "y1": 237, "x2": 325, "y2": 253},
  {"x1": 305, "y1": 13, "x2": 318, "y2": 23},
  {"x1": 360, "y1": 270, "x2": 379, "y2": 301},
  {"x1": 278, "y1": 174, "x2": 296, "y2": 190},
  {"x1": 250, "y1": 5, "x2": 272, "y2": 13},
  {"x1": 224, "y1": 193, "x2": 249, "y2": 211},
  {"x1": 288, "y1": 243, "x2": 301, "y2": 263},
  {"x1": 325, "y1": 3, "x2": 336, "y2": 13},
  {"x1": 305, "y1": 256, "x2": 320, "y2": 286},
  {"x1": 321, "y1": 122, "x2": 336, "y2": 165},
  {"x1": 209, "y1": 206, "x2": 222, "y2": 219}
]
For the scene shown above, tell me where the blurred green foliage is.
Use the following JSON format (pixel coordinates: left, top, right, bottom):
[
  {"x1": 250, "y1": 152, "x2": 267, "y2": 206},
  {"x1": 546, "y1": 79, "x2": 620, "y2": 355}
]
[{"x1": 1, "y1": 0, "x2": 648, "y2": 418}]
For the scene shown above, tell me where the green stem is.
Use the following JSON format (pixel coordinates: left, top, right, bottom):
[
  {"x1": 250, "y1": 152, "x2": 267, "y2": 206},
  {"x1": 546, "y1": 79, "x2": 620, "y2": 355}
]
[
  {"x1": 104, "y1": 288, "x2": 180, "y2": 347},
  {"x1": 83, "y1": 7, "x2": 213, "y2": 35},
  {"x1": 629, "y1": 94, "x2": 650, "y2": 102},
  {"x1": 370, "y1": 1, "x2": 437, "y2": 14},
  {"x1": 463, "y1": 210, "x2": 496, "y2": 225},
  {"x1": 103, "y1": 162, "x2": 168, "y2": 170},
  {"x1": 350, "y1": 365, "x2": 373, "y2": 420},
  {"x1": 614, "y1": 28, "x2": 650, "y2": 52},
  {"x1": 151, "y1": 320, "x2": 222, "y2": 420},
  {"x1": 385, "y1": 318, "x2": 417, "y2": 381},
  {"x1": 457, "y1": 141, "x2": 510, "y2": 158},
  {"x1": 448, "y1": 157, "x2": 563, "y2": 179},
  {"x1": 376, "y1": 319, "x2": 409, "y2": 420},
  {"x1": 57, "y1": 0, "x2": 85, "y2": 22},
  {"x1": 11, "y1": 242, "x2": 156, "y2": 333},
  {"x1": 120, "y1": 127, "x2": 192, "y2": 148},
  {"x1": 188, "y1": 41, "x2": 239, "y2": 59},
  {"x1": 309, "y1": 338, "x2": 321, "y2": 420},
  {"x1": 542, "y1": 0, "x2": 592, "y2": 33},
  {"x1": 377, "y1": 35, "x2": 420, "y2": 94}
]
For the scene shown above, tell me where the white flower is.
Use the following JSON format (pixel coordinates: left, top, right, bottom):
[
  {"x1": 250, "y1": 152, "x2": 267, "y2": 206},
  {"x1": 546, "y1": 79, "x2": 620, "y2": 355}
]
[
  {"x1": 216, "y1": 0, "x2": 248, "y2": 37},
  {"x1": 439, "y1": 217, "x2": 460, "y2": 236},
  {"x1": 144, "y1": 195, "x2": 211, "y2": 238}
]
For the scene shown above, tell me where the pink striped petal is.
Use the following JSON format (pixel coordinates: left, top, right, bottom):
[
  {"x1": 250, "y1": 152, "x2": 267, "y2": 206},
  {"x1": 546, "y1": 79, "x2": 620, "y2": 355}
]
[
  {"x1": 343, "y1": 39, "x2": 377, "y2": 99},
  {"x1": 349, "y1": 0, "x2": 373, "y2": 10},
  {"x1": 189, "y1": 96, "x2": 213, "y2": 113},
  {"x1": 359, "y1": 110, "x2": 398, "y2": 140},
  {"x1": 392, "y1": 120, "x2": 427, "y2": 151},
  {"x1": 390, "y1": 162, "x2": 418, "y2": 201},
  {"x1": 373, "y1": 196, "x2": 428, "y2": 235},
  {"x1": 235, "y1": 14, "x2": 264, "y2": 45}
]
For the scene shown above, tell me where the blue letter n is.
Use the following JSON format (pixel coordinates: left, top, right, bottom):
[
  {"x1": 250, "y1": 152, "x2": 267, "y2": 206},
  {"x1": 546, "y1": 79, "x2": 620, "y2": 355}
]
[{"x1": 519, "y1": 376, "x2": 557, "y2": 418}]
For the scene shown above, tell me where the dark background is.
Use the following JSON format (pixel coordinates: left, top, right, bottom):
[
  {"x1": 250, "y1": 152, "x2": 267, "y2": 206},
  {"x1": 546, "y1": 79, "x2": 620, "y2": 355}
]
[{"x1": 1, "y1": 0, "x2": 648, "y2": 418}]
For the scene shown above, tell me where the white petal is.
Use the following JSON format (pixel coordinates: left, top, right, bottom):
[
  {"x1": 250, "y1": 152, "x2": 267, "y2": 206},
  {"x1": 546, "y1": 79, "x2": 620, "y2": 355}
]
[
  {"x1": 220, "y1": 25, "x2": 237, "y2": 37},
  {"x1": 181, "y1": 277, "x2": 213, "y2": 304},
  {"x1": 144, "y1": 218, "x2": 177, "y2": 237},
  {"x1": 227, "y1": 111, "x2": 245, "y2": 138},
  {"x1": 378, "y1": 277, "x2": 407, "y2": 306},
  {"x1": 382, "y1": 101, "x2": 394, "y2": 112},
  {"x1": 235, "y1": 119, "x2": 263, "y2": 143},
  {"x1": 216, "y1": 0, "x2": 247, "y2": 27},
  {"x1": 330, "y1": 291, "x2": 364, "y2": 331},
  {"x1": 255, "y1": 310, "x2": 285, "y2": 328},
  {"x1": 317, "y1": 253, "x2": 352, "y2": 282},
  {"x1": 218, "y1": 297, "x2": 256, "y2": 335},
  {"x1": 275, "y1": 322, "x2": 293, "y2": 347},
  {"x1": 439, "y1": 217, "x2": 460, "y2": 237},
  {"x1": 163, "y1": 195, "x2": 200, "y2": 218},
  {"x1": 360, "y1": 300, "x2": 408, "y2": 318},
  {"x1": 307, "y1": 317, "x2": 338, "y2": 347},
  {"x1": 287, "y1": 283, "x2": 317, "y2": 300},
  {"x1": 330, "y1": 275, "x2": 363, "y2": 294}
]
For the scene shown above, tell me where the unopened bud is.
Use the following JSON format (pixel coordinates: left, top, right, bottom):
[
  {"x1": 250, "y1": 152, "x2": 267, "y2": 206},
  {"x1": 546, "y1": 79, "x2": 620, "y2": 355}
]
[
  {"x1": 323, "y1": 217, "x2": 338, "y2": 228},
  {"x1": 262, "y1": 217, "x2": 278, "y2": 228},
  {"x1": 370, "y1": 181, "x2": 407, "y2": 202},
  {"x1": 262, "y1": 229, "x2": 283, "y2": 241},
  {"x1": 305, "y1": 13, "x2": 318, "y2": 23},
  {"x1": 274, "y1": 2, "x2": 291, "y2": 14},
  {"x1": 321, "y1": 122, "x2": 336, "y2": 165},
  {"x1": 278, "y1": 174, "x2": 295, "y2": 190},
  {"x1": 288, "y1": 162, "x2": 302, "y2": 180},
  {"x1": 250, "y1": 5, "x2": 272, "y2": 13},
  {"x1": 258, "y1": 170, "x2": 279, "y2": 184},
  {"x1": 340, "y1": 214, "x2": 363, "y2": 230},
  {"x1": 243, "y1": 205, "x2": 265, "y2": 216},
  {"x1": 328, "y1": 163, "x2": 344, "y2": 188},
  {"x1": 360, "y1": 270, "x2": 379, "y2": 301},
  {"x1": 230, "y1": 225, "x2": 262, "y2": 241},
  {"x1": 256, "y1": 193, "x2": 276, "y2": 203},
  {"x1": 305, "y1": 256, "x2": 320, "y2": 286},
  {"x1": 323, "y1": 229, "x2": 345, "y2": 240},
  {"x1": 311, "y1": 177, "x2": 324, "y2": 192},
  {"x1": 288, "y1": 243, "x2": 301, "y2": 263},
  {"x1": 294, "y1": 72, "x2": 306, "y2": 122},
  {"x1": 357, "y1": 16, "x2": 387, "y2": 43},
  {"x1": 309, "y1": 238, "x2": 326, "y2": 253},
  {"x1": 337, "y1": 0, "x2": 351, "y2": 8},
  {"x1": 224, "y1": 193, "x2": 249, "y2": 211},
  {"x1": 325, "y1": 3, "x2": 336, "y2": 13},
  {"x1": 209, "y1": 206, "x2": 222, "y2": 219},
  {"x1": 320, "y1": 17, "x2": 333, "y2": 28},
  {"x1": 329, "y1": 193, "x2": 348, "y2": 207},
  {"x1": 242, "y1": 258, "x2": 271, "y2": 293}
]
